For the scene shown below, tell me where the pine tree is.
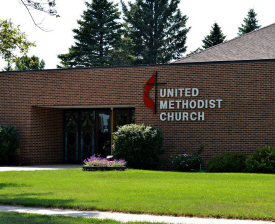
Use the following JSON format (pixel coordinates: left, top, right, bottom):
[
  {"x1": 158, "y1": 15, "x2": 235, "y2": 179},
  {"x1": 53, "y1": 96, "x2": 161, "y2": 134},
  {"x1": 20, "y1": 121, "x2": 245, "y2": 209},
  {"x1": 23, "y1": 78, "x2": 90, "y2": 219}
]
[
  {"x1": 202, "y1": 23, "x2": 226, "y2": 49},
  {"x1": 57, "y1": 0, "x2": 126, "y2": 68},
  {"x1": 122, "y1": 0, "x2": 190, "y2": 65},
  {"x1": 238, "y1": 9, "x2": 261, "y2": 36}
]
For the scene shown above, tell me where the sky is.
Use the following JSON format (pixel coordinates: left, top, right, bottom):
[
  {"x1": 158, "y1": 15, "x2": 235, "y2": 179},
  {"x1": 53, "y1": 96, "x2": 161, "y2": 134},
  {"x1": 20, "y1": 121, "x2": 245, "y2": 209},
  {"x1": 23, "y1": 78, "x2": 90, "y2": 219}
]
[{"x1": 1, "y1": 0, "x2": 275, "y2": 70}]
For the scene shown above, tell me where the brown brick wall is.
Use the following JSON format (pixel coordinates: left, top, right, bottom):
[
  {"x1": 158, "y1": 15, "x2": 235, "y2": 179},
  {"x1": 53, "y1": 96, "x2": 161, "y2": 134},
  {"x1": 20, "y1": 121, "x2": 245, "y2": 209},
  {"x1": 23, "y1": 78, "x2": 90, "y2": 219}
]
[
  {"x1": 0, "y1": 60, "x2": 274, "y2": 166},
  {"x1": 30, "y1": 107, "x2": 63, "y2": 164}
]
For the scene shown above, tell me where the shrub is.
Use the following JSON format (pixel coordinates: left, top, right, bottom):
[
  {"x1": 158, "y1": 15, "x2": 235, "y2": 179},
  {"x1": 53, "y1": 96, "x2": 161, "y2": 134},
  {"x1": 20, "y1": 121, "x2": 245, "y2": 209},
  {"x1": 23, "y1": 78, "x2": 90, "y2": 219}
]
[
  {"x1": 0, "y1": 125, "x2": 19, "y2": 165},
  {"x1": 170, "y1": 152, "x2": 201, "y2": 172},
  {"x1": 246, "y1": 146, "x2": 275, "y2": 173},
  {"x1": 207, "y1": 152, "x2": 247, "y2": 172},
  {"x1": 112, "y1": 124, "x2": 164, "y2": 169}
]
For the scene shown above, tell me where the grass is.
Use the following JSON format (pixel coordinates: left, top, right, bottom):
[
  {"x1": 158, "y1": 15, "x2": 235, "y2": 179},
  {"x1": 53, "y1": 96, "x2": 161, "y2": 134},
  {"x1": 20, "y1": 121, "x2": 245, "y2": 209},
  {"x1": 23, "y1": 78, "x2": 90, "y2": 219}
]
[
  {"x1": 0, "y1": 169, "x2": 274, "y2": 220},
  {"x1": 0, "y1": 212, "x2": 161, "y2": 224}
]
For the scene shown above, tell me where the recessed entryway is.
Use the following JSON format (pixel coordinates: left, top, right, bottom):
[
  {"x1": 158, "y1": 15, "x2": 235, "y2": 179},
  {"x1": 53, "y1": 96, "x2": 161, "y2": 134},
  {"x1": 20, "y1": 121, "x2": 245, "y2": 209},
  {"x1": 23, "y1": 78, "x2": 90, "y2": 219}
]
[{"x1": 64, "y1": 108, "x2": 135, "y2": 163}]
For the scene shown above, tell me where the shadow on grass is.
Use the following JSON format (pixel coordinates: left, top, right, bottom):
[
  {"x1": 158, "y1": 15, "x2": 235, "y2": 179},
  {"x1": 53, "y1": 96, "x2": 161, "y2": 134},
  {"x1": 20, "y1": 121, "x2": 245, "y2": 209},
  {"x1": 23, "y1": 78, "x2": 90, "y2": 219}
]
[
  {"x1": 0, "y1": 192, "x2": 99, "y2": 211},
  {"x1": 0, "y1": 212, "x2": 118, "y2": 224},
  {"x1": 0, "y1": 183, "x2": 29, "y2": 190},
  {"x1": 0, "y1": 192, "x2": 83, "y2": 209},
  {"x1": 0, "y1": 212, "x2": 56, "y2": 224},
  {"x1": 0, "y1": 212, "x2": 160, "y2": 224}
]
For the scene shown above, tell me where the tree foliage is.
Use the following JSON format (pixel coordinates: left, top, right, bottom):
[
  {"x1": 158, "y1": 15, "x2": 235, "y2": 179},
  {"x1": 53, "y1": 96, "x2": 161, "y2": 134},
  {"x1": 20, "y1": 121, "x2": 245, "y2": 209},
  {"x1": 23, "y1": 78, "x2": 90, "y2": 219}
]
[
  {"x1": 109, "y1": 37, "x2": 136, "y2": 66},
  {"x1": 2, "y1": 55, "x2": 45, "y2": 71},
  {"x1": 121, "y1": 0, "x2": 190, "y2": 64},
  {"x1": 0, "y1": 19, "x2": 35, "y2": 63},
  {"x1": 58, "y1": 0, "x2": 131, "y2": 68},
  {"x1": 15, "y1": 55, "x2": 45, "y2": 71},
  {"x1": 238, "y1": 9, "x2": 261, "y2": 36},
  {"x1": 202, "y1": 22, "x2": 226, "y2": 49}
]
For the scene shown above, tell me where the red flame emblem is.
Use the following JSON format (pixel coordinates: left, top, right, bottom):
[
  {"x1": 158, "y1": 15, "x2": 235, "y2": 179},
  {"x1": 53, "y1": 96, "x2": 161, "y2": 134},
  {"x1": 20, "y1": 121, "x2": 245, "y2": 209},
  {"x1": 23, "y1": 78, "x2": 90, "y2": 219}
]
[{"x1": 143, "y1": 72, "x2": 155, "y2": 114}]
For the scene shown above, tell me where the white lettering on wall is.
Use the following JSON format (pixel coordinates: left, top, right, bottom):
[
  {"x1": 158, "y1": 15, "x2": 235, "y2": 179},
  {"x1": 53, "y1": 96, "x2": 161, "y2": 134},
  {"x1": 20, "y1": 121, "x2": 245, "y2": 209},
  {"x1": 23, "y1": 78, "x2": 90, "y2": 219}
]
[
  {"x1": 160, "y1": 101, "x2": 167, "y2": 109},
  {"x1": 160, "y1": 89, "x2": 166, "y2": 97},
  {"x1": 159, "y1": 112, "x2": 205, "y2": 121},
  {"x1": 160, "y1": 112, "x2": 166, "y2": 121},
  {"x1": 158, "y1": 88, "x2": 223, "y2": 122},
  {"x1": 158, "y1": 100, "x2": 223, "y2": 109},
  {"x1": 169, "y1": 100, "x2": 174, "y2": 109},
  {"x1": 160, "y1": 88, "x2": 201, "y2": 97}
]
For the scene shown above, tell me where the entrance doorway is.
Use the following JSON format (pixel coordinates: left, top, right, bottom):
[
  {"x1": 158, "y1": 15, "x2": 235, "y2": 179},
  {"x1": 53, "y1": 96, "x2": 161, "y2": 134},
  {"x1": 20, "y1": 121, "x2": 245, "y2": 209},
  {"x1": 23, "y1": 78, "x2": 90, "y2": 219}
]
[{"x1": 64, "y1": 108, "x2": 134, "y2": 163}]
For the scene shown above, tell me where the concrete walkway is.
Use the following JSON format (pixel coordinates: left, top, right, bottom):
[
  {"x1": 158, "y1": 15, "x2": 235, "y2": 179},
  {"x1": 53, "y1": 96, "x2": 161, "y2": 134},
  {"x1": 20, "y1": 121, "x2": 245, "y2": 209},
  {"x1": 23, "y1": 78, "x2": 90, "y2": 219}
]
[
  {"x1": 0, "y1": 164, "x2": 82, "y2": 171},
  {"x1": 0, "y1": 205, "x2": 273, "y2": 224}
]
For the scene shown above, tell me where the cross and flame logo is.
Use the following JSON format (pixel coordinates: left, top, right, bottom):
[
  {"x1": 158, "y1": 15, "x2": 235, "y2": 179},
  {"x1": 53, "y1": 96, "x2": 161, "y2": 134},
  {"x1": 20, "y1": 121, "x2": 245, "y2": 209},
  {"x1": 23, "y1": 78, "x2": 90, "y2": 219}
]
[{"x1": 143, "y1": 72, "x2": 167, "y2": 114}]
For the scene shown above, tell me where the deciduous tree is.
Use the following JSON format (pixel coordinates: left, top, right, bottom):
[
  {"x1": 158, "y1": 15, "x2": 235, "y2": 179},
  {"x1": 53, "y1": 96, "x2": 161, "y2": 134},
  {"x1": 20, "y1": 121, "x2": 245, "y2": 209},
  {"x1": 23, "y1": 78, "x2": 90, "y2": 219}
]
[
  {"x1": 0, "y1": 19, "x2": 35, "y2": 63},
  {"x1": 15, "y1": 55, "x2": 45, "y2": 71},
  {"x1": 2, "y1": 55, "x2": 45, "y2": 71}
]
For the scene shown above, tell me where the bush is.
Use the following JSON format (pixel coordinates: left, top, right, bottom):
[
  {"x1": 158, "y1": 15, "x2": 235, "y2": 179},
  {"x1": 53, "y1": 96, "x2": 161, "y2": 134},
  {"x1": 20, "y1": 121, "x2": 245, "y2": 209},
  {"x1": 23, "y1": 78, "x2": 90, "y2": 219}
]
[
  {"x1": 207, "y1": 152, "x2": 247, "y2": 172},
  {"x1": 0, "y1": 125, "x2": 19, "y2": 165},
  {"x1": 112, "y1": 124, "x2": 164, "y2": 169},
  {"x1": 170, "y1": 152, "x2": 201, "y2": 172},
  {"x1": 246, "y1": 146, "x2": 275, "y2": 173}
]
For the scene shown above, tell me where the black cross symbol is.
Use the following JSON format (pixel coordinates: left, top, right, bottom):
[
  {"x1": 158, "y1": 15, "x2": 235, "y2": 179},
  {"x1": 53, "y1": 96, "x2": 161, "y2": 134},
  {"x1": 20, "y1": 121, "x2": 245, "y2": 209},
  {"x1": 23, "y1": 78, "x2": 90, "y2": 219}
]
[{"x1": 146, "y1": 71, "x2": 167, "y2": 114}]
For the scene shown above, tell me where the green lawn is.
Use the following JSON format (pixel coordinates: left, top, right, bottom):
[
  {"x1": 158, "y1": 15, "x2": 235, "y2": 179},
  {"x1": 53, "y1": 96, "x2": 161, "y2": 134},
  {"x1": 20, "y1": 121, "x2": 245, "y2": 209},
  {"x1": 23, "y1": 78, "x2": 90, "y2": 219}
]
[
  {"x1": 0, "y1": 212, "x2": 159, "y2": 224},
  {"x1": 0, "y1": 169, "x2": 274, "y2": 220}
]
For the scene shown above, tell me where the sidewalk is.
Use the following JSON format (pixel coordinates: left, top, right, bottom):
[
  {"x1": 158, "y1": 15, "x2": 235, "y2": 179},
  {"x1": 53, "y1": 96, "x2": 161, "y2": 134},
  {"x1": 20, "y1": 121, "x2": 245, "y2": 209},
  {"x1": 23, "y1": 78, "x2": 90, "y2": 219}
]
[
  {"x1": 0, "y1": 164, "x2": 82, "y2": 172},
  {"x1": 0, "y1": 205, "x2": 273, "y2": 224}
]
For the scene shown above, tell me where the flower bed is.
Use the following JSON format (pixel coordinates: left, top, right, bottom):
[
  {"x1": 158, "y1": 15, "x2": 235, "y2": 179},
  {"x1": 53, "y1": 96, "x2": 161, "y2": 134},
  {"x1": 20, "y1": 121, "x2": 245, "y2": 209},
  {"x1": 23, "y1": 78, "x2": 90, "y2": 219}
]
[
  {"x1": 82, "y1": 155, "x2": 127, "y2": 171},
  {"x1": 82, "y1": 166, "x2": 127, "y2": 171}
]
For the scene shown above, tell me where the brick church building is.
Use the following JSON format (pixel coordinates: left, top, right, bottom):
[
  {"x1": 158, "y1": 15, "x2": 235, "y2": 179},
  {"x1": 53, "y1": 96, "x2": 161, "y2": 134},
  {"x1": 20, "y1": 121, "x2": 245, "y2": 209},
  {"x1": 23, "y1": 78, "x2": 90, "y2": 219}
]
[{"x1": 0, "y1": 23, "x2": 274, "y2": 166}]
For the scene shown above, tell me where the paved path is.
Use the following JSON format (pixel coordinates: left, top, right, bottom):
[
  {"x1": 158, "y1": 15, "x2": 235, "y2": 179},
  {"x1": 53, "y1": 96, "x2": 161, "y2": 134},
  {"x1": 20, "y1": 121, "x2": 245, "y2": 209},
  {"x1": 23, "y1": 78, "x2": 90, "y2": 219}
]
[
  {"x1": 0, "y1": 205, "x2": 273, "y2": 224},
  {"x1": 0, "y1": 165, "x2": 82, "y2": 171}
]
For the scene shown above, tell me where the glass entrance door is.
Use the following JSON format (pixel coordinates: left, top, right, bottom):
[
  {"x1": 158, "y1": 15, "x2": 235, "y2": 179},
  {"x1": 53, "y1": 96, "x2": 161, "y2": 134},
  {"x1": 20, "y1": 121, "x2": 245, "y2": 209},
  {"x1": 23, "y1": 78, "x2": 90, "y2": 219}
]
[
  {"x1": 80, "y1": 111, "x2": 95, "y2": 161},
  {"x1": 64, "y1": 111, "x2": 78, "y2": 163},
  {"x1": 64, "y1": 108, "x2": 134, "y2": 163},
  {"x1": 64, "y1": 110, "x2": 95, "y2": 163},
  {"x1": 97, "y1": 111, "x2": 111, "y2": 157}
]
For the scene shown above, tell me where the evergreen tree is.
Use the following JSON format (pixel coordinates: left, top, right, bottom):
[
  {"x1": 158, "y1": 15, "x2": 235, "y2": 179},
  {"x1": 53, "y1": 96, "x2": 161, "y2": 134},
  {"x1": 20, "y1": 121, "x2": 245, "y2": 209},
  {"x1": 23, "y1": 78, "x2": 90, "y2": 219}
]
[
  {"x1": 57, "y1": 0, "x2": 126, "y2": 68},
  {"x1": 110, "y1": 37, "x2": 136, "y2": 66},
  {"x1": 202, "y1": 22, "x2": 226, "y2": 49},
  {"x1": 121, "y1": 0, "x2": 190, "y2": 65},
  {"x1": 238, "y1": 9, "x2": 261, "y2": 36}
]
